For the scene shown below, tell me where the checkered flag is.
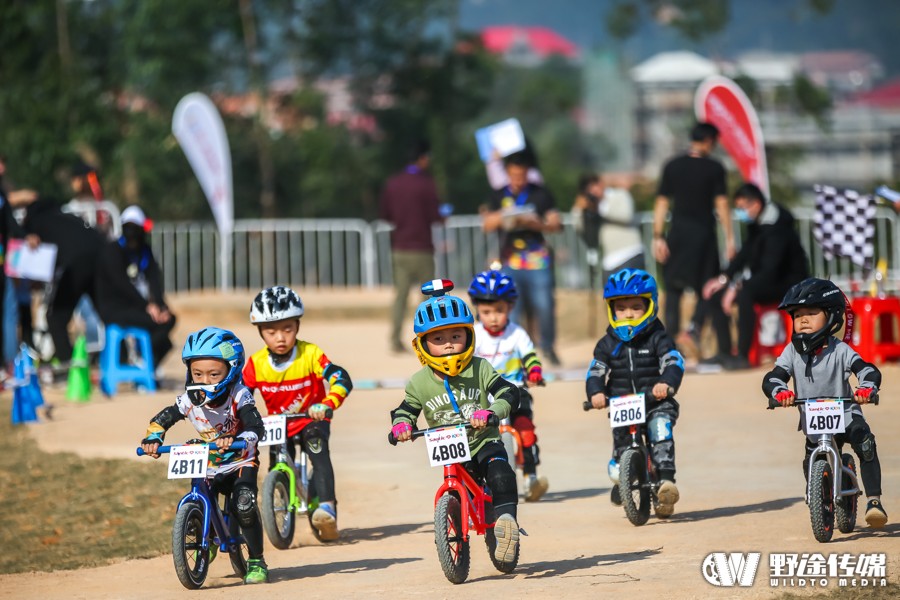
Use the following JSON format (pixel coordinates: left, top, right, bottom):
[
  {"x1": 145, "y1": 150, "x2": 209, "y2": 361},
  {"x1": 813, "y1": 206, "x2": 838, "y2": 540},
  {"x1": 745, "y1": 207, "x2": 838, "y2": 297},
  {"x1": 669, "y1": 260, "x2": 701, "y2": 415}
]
[{"x1": 813, "y1": 184, "x2": 876, "y2": 271}]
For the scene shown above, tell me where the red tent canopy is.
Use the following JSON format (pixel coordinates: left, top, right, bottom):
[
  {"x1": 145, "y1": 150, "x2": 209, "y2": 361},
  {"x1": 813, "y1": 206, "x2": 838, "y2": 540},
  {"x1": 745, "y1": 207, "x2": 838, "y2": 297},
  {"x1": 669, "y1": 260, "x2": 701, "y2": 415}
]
[{"x1": 481, "y1": 26, "x2": 579, "y2": 59}]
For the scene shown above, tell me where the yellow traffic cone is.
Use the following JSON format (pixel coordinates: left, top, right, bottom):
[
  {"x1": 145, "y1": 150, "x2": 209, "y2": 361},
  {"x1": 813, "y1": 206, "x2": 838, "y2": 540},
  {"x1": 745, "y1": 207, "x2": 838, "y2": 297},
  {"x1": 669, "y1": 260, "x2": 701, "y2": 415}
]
[{"x1": 67, "y1": 335, "x2": 91, "y2": 402}]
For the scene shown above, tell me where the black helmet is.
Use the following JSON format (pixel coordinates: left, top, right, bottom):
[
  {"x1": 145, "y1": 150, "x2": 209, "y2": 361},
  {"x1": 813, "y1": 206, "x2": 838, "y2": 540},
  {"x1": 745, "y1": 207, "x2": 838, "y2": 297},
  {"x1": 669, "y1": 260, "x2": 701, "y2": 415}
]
[{"x1": 779, "y1": 277, "x2": 846, "y2": 354}]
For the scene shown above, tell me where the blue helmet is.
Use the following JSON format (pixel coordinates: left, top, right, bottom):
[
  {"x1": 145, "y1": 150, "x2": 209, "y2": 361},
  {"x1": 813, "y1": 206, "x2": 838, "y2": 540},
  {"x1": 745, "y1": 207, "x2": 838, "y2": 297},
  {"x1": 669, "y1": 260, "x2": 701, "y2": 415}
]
[
  {"x1": 412, "y1": 279, "x2": 475, "y2": 376},
  {"x1": 467, "y1": 269, "x2": 518, "y2": 303},
  {"x1": 603, "y1": 268, "x2": 658, "y2": 342},
  {"x1": 181, "y1": 327, "x2": 245, "y2": 407}
]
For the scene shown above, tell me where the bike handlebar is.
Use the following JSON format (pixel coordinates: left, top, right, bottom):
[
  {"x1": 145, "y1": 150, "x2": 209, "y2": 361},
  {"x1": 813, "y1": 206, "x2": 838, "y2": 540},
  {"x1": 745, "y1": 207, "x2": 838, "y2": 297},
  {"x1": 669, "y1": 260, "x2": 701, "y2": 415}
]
[
  {"x1": 767, "y1": 394, "x2": 879, "y2": 410},
  {"x1": 136, "y1": 440, "x2": 248, "y2": 456},
  {"x1": 275, "y1": 408, "x2": 334, "y2": 419},
  {"x1": 583, "y1": 388, "x2": 676, "y2": 411},
  {"x1": 388, "y1": 414, "x2": 500, "y2": 446}
]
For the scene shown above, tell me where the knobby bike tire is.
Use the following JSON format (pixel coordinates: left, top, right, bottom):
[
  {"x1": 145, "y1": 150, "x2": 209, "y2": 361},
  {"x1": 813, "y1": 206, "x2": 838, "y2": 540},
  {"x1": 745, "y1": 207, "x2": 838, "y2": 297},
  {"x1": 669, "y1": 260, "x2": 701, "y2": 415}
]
[
  {"x1": 261, "y1": 470, "x2": 296, "y2": 549},
  {"x1": 809, "y1": 459, "x2": 835, "y2": 543},
  {"x1": 835, "y1": 454, "x2": 858, "y2": 534},
  {"x1": 172, "y1": 501, "x2": 210, "y2": 590},
  {"x1": 618, "y1": 448, "x2": 651, "y2": 526},
  {"x1": 434, "y1": 494, "x2": 470, "y2": 584}
]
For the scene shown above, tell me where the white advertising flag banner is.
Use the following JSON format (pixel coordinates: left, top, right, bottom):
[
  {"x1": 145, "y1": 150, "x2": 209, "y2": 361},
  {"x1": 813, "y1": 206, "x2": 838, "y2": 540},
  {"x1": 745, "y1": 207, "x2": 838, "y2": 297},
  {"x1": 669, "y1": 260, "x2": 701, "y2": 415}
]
[{"x1": 172, "y1": 93, "x2": 233, "y2": 236}]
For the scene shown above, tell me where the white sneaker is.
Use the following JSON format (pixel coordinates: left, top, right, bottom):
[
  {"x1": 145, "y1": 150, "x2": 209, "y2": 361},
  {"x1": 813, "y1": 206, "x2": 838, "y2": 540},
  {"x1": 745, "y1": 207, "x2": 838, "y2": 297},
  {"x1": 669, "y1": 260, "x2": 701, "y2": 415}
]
[
  {"x1": 492, "y1": 514, "x2": 520, "y2": 564},
  {"x1": 524, "y1": 475, "x2": 549, "y2": 502},
  {"x1": 312, "y1": 504, "x2": 339, "y2": 541}
]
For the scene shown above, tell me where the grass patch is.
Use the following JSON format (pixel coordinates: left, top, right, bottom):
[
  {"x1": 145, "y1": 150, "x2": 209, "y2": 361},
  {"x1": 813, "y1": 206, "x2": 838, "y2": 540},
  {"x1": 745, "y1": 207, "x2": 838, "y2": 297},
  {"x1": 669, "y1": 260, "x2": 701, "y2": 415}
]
[{"x1": 1, "y1": 402, "x2": 183, "y2": 574}]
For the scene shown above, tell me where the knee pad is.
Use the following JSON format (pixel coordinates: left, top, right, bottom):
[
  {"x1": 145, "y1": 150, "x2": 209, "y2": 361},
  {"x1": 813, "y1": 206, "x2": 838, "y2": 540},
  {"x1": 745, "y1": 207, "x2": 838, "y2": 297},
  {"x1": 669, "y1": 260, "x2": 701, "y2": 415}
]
[
  {"x1": 486, "y1": 458, "x2": 518, "y2": 498},
  {"x1": 303, "y1": 423, "x2": 330, "y2": 455},
  {"x1": 852, "y1": 432, "x2": 877, "y2": 463},
  {"x1": 647, "y1": 414, "x2": 673, "y2": 444},
  {"x1": 234, "y1": 485, "x2": 258, "y2": 527},
  {"x1": 512, "y1": 415, "x2": 537, "y2": 448}
]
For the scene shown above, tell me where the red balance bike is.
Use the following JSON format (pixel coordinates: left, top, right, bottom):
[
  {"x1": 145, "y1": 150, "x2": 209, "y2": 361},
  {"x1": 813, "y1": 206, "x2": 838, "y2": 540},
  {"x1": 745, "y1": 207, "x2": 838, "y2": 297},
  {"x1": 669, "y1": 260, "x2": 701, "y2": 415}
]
[{"x1": 389, "y1": 416, "x2": 519, "y2": 584}]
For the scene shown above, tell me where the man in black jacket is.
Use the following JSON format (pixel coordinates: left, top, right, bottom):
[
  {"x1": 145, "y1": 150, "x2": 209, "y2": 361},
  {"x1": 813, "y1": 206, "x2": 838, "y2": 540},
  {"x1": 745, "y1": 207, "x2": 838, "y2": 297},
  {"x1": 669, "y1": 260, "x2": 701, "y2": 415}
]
[
  {"x1": 702, "y1": 183, "x2": 810, "y2": 369},
  {"x1": 94, "y1": 206, "x2": 176, "y2": 369}
]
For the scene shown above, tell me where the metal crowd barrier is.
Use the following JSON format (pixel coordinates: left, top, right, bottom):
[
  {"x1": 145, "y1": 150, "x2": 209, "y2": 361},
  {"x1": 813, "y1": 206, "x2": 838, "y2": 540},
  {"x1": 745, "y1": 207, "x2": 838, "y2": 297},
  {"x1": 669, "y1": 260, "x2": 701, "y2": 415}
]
[{"x1": 149, "y1": 208, "x2": 899, "y2": 293}]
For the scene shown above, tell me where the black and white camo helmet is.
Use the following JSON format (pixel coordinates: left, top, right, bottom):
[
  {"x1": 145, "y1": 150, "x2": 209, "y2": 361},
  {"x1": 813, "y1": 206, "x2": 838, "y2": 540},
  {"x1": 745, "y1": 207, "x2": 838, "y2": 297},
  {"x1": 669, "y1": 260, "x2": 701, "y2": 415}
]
[{"x1": 250, "y1": 286, "x2": 304, "y2": 324}]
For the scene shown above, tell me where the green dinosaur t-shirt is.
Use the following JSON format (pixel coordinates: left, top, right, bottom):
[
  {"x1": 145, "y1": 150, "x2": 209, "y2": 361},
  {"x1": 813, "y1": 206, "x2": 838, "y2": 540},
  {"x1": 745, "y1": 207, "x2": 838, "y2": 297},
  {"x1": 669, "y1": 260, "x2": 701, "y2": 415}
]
[{"x1": 392, "y1": 357, "x2": 516, "y2": 456}]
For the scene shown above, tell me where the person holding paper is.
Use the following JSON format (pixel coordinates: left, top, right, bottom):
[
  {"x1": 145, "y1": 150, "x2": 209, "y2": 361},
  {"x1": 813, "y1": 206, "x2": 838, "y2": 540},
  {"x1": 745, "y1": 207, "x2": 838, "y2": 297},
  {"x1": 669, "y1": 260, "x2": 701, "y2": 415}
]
[
  {"x1": 482, "y1": 153, "x2": 562, "y2": 366},
  {"x1": 95, "y1": 206, "x2": 176, "y2": 370}
]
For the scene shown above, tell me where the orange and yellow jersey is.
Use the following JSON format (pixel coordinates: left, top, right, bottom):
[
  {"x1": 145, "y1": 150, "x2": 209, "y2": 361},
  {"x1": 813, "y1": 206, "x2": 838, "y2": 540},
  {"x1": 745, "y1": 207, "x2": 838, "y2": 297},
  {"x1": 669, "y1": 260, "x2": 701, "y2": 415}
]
[{"x1": 242, "y1": 340, "x2": 352, "y2": 436}]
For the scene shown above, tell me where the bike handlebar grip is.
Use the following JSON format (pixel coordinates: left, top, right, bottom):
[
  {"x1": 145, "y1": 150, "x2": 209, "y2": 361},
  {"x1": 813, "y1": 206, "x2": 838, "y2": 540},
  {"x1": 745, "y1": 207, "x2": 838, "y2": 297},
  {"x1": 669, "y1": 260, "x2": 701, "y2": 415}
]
[
  {"x1": 388, "y1": 432, "x2": 398, "y2": 446},
  {"x1": 583, "y1": 400, "x2": 593, "y2": 411},
  {"x1": 487, "y1": 414, "x2": 500, "y2": 427},
  {"x1": 767, "y1": 397, "x2": 778, "y2": 410}
]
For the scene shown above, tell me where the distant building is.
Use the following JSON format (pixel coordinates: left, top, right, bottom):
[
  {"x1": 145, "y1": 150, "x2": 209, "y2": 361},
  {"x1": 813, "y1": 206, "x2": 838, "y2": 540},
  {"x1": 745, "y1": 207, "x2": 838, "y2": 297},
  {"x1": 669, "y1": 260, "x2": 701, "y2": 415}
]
[
  {"x1": 480, "y1": 25, "x2": 579, "y2": 66},
  {"x1": 799, "y1": 51, "x2": 885, "y2": 97}
]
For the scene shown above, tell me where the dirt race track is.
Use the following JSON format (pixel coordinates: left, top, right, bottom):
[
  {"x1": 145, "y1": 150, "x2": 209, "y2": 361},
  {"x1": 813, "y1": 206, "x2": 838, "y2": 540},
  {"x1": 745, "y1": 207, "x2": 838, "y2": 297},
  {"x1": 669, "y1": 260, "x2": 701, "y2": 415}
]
[{"x1": 2, "y1": 289, "x2": 899, "y2": 599}]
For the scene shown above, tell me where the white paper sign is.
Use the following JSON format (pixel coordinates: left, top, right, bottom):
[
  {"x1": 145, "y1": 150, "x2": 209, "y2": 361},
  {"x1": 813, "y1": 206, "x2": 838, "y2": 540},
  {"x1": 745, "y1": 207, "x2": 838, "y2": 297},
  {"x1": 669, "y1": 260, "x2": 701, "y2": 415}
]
[
  {"x1": 424, "y1": 425, "x2": 471, "y2": 467},
  {"x1": 475, "y1": 118, "x2": 526, "y2": 162},
  {"x1": 4, "y1": 240, "x2": 58, "y2": 282},
  {"x1": 804, "y1": 399, "x2": 845, "y2": 434},
  {"x1": 260, "y1": 415, "x2": 287, "y2": 447},
  {"x1": 609, "y1": 393, "x2": 646, "y2": 428},
  {"x1": 168, "y1": 445, "x2": 210, "y2": 479}
]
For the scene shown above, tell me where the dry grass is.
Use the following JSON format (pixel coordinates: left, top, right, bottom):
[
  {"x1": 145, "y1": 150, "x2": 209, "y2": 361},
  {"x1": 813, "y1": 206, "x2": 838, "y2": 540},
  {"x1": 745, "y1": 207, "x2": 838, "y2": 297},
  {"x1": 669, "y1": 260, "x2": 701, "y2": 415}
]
[
  {"x1": 777, "y1": 584, "x2": 898, "y2": 599},
  {"x1": 1, "y1": 402, "x2": 183, "y2": 574}
]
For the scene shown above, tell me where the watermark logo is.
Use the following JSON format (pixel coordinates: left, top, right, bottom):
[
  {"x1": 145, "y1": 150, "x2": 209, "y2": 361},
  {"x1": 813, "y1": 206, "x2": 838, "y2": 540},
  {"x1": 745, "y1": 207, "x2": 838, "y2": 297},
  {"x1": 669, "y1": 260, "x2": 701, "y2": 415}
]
[
  {"x1": 769, "y1": 553, "x2": 887, "y2": 588},
  {"x1": 701, "y1": 553, "x2": 761, "y2": 587}
]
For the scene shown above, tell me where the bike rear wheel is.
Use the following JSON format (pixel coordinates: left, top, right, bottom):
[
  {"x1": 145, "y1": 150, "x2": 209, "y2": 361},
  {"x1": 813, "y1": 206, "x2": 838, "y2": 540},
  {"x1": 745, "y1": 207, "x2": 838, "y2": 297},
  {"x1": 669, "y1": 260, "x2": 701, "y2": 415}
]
[
  {"x1": 261, "y1": 470, "x2": 296, "y2": 549},
  {"x1": 835, "y1": 454, "x2": 858, "y2": 534},
  {"x1": 618, "y1": 448, "x2": 651, "y2": 526},
  {"x1": 434, "y1": 493, "x2": 470, "y2": 584},
  {"x1": 172, "y1": 501, "x2": 210, "y2": 589},
  {"x1": 809, "y1": 459, "x2": 835, "y2": 543}
]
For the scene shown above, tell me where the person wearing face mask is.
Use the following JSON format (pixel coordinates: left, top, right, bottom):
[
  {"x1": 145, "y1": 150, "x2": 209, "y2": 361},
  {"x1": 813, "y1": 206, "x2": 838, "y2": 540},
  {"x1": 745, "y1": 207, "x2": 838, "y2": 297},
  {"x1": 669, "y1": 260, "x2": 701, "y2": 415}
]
[
  {"x1": 702, "y1": 183, "x2": 810, "y2": 370},
  {"x1": 95, "y1": 205, "x2": 176, "y2": 370}
]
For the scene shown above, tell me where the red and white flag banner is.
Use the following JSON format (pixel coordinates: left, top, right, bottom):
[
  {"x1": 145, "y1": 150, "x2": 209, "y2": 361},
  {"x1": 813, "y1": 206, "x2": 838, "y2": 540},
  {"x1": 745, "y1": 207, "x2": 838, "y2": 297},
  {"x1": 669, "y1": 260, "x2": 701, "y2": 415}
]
[{"x1": 695, "y1": 75, "x2": 769, "y2": 197}]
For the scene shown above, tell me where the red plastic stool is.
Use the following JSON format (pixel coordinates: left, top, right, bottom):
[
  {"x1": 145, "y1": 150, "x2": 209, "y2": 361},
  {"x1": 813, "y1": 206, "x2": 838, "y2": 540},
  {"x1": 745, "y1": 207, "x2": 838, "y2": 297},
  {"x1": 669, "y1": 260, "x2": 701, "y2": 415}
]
[
  {"x1": 748, "y1": 304, "x2": 793, "y2": 367},
  {"x1": 850, "y1": 296, "x2": 900, "y2": 363}
]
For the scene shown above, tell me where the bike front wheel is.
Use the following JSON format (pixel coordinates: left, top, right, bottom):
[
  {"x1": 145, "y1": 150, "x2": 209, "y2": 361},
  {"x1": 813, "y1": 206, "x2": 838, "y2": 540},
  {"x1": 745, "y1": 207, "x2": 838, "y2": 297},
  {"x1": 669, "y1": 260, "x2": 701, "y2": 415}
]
[
  {"x1": 835, "y1": 454, "x2": 858, "y2": 534},
  {"x1": 809, "y1": 459, "x2": 835, "y2": 543},
  {"x1": 618, "y1": 448, "x2": 651, "y2": 526},
  {"x1": 172, "y1": 501, "x2": 210, "y2": 590},
  {"x1": 434, "y1": 493, "x2": 470, "y2": 584},
  {"x1": 261, "y1": 470, "x2": 296, "y2": 549},
  {"x1": 227, "y1": 514, "x2": 248, "y2": 578}
]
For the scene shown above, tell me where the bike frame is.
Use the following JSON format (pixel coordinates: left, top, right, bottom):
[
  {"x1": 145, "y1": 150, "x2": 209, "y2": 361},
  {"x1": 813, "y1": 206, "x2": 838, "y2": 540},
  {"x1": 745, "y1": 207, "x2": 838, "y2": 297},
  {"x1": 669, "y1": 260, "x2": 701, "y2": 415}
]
[
  {"x1": 270, "y1": 441, "x2": 311, "y2": 515},
  {"x1": 806, "y1": 434, "x2": 860, "y2": 502},
  {"x1": 628, "y1": 423, "x2": 658, "y2": 490},
  {"x1": 434, "y1": 462, "x2": 494, "y2": 541},
  {"x1": 176, "y1": 478, "x2": 243, "y2": 554}
]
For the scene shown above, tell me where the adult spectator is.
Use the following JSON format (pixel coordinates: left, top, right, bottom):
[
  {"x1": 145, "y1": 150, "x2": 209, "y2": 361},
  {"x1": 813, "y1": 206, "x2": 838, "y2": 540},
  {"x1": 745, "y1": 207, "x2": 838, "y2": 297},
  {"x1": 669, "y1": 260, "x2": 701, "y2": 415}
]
[
  {"x1": 14, "y1": 194, "x2": 104, "y2": 365},
  {"x1": 95, "y1": 206, "x2": 176, "y2": 370},
  {"x1": 572, "y1": 172, "x2": 645, "y2": 281},
  {"x1": 379, "y1": 141, "x2": 443, "y2": 353},
  {"x1": 482, "y1": 153, "x2": 562, "y2": 365},
  {"x1": 701, "y1": 184, "x2": 810, "y2": 370},
  {"x1": 652, "y1": 122, "x2": 734, "y2": 364}
]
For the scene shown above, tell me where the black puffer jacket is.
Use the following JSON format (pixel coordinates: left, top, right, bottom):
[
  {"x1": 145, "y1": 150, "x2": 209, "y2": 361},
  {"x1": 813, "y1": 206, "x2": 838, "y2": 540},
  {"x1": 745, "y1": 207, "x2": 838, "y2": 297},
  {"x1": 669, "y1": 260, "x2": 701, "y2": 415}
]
[{"x1": 586, "y1": 319, "x2": 684, "y2": 403}]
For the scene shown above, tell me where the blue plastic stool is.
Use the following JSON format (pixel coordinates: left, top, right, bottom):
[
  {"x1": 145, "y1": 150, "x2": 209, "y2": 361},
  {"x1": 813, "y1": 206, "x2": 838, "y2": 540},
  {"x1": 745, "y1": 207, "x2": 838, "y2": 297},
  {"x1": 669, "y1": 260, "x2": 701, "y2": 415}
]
[{"x1": 100, "y1": 325, "x2": 157, "y2": 396}]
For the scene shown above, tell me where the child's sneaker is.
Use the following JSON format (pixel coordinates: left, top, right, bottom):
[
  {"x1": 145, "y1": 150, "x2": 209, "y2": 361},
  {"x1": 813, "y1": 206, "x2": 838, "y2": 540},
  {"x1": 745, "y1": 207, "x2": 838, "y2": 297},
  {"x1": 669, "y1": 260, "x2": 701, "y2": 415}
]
[
  {"x1": 865, "y1": 499, "x2": 888, "y2": 528},
  {"x1": 524, "y1": 474, "x2": 549, "y2": 502},
  {"x1": 243, "y1": 558, "x2": 268, "y2": 584},
  {"x1": 610, "y1": 486, "x2": 622, "y2": 506},
  {"x1": 655, "y1": 480, "x2": 680, "y2": 517},
  {"x1": 492, "y1": 514, "x2": 520, "y2": 564},
  {"x1": 312, "y1": 503, "x2": 339, "y2": 541}
]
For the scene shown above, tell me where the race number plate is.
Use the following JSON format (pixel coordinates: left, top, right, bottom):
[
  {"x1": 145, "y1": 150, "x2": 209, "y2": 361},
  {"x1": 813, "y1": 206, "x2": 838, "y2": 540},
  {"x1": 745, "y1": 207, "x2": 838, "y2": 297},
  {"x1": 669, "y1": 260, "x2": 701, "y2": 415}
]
[
  {"x1": 168, "y1": 445, "x2": 210, "y2": 479},
  {"x1": 609, "y1": 393, "x2": 646, "y2": 428},
  {"x1": 804, "y1": 399, "x2": 845, "y2": 434},
  {"x1": 260, "y1": 415, "x2": 287, "y2": 447},
  {"x1": 425, "y1": 425, "x2": 471, "y2": 467}
]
